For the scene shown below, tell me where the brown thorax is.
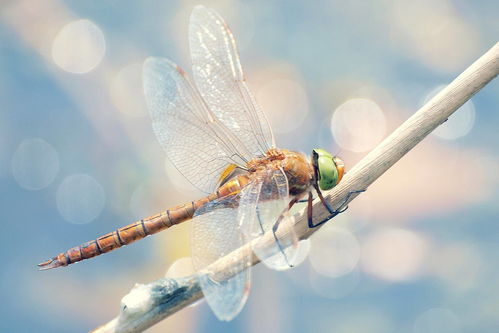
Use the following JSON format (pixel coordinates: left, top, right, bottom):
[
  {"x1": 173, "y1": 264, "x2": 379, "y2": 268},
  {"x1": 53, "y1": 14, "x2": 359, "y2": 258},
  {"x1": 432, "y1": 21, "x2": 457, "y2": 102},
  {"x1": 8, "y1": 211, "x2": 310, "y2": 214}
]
[{"x1": 246, "y1": 148, "x2": 286, "y2": 172}]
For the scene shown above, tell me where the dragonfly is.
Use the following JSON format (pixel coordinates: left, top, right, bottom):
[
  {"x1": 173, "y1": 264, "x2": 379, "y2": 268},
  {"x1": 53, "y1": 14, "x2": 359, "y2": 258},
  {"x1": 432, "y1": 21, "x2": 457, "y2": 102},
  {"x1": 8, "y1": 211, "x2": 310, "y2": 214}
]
[{"x1": 38, "y1": 5, "x2": 354, "y2": 321}]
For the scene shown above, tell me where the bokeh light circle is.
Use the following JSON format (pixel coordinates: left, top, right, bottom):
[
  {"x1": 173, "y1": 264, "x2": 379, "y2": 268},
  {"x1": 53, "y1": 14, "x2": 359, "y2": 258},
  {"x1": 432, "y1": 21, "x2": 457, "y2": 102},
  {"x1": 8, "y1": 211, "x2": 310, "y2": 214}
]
[
  {"x1": 310, "y1": 267, "x2": 360, "y2": 299},
  {"x1": 331, "y1": 98, "x2": 386, "y2": 152},
  {"x1": 289, "y1": 239, "x2": 311, "y2": 268},
  {"x1": 52, "y1": 19, "x2": 106, "y2": 74},
  {"x1": 110, "y1": 63, "x2": 148, "y2": 117},
  {"x1": 390, "y1": 1, "x2": 478, "y2": 73},
  {"x1": 431, "y1": 243, "x2": 482, "y2": 292},
  {"x1": 164, "y1": 159, "x2": 202, "y2": 196},
  {"x1": 361, "y1": 228, "x2": 428, "y2": 281},
  {"x1": 56, "y1": 174, "x2": 106, "y2": 224},
  {"x1": 11, "y1": 138, "x2": 60, "y2": 190},
  {"x1": 414, "y1": 308, "x2": 461, "y2": 333},
  {"x1": 309, "y1": 226, "x2": 360, "y2": 278},
  {"x1": 257, "y1": 79, "x2": 309, "y2": 134},
  {"x1": 128, "y1": 182, "x2": 162, "y2": 221},
  {"x1": 424, "y1": 85, "x2": 475, "y2": 140},
  {"x1": 333, "y1": 192, "x2": 373, "y2": 232}
]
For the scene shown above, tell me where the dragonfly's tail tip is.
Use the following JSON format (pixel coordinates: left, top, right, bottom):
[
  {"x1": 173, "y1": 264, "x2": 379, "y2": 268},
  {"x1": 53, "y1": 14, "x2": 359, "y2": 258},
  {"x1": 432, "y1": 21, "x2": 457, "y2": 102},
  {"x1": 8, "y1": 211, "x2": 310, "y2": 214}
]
[{"x1": 37, "y1": 257, "x2": 63, "y2": 271}]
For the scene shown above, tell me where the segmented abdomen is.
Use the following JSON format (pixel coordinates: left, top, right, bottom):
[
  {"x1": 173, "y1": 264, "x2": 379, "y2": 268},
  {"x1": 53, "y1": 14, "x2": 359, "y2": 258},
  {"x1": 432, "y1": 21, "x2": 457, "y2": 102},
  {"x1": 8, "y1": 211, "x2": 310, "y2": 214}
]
[{"x1": 38, "y1": 174, "x2": 249, "y2": 270}]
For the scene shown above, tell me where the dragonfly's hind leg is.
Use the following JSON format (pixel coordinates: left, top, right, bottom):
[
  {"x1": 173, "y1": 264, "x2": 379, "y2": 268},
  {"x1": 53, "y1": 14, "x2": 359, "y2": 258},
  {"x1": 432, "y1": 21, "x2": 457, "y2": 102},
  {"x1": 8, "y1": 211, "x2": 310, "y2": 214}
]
[
  {"x1": 267, "y1": 197, "x2": 301, "y2": 268},
  {"x1": 254, "y1": 205, "x2": 288, "y2": 261},
  {"x1": 309, "y1": 187, "x2": 366, "y2": 228}
]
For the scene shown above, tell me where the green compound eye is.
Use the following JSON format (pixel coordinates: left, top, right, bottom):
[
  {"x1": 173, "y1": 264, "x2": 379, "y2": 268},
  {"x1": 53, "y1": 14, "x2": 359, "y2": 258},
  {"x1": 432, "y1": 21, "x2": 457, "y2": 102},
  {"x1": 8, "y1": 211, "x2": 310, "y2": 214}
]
[{"x1": 312, "y1": 148, "x2": 339, "y2": 191}]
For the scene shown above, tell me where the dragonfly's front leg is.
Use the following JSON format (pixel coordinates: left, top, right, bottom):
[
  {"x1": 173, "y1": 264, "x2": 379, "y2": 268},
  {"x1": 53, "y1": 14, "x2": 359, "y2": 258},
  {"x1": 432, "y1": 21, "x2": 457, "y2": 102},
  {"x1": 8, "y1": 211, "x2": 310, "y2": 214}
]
[{"x1": 309, "y1": 186, "x2": 366, "y2": 228}]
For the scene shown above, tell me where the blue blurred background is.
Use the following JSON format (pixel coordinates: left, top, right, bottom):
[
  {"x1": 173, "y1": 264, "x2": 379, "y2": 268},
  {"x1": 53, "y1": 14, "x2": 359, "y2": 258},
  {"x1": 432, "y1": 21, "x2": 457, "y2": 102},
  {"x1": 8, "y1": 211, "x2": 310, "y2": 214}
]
[{"x1": 1, "y1": 0, "x2": 498, "y2": 332}]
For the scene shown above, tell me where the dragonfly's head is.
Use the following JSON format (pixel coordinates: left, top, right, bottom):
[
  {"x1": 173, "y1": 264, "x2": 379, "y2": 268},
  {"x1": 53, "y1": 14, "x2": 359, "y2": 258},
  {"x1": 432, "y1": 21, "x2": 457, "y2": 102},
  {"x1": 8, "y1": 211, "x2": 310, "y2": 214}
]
[{"x1": 312, "y1": 148, "x2": 344, "y2": 191}]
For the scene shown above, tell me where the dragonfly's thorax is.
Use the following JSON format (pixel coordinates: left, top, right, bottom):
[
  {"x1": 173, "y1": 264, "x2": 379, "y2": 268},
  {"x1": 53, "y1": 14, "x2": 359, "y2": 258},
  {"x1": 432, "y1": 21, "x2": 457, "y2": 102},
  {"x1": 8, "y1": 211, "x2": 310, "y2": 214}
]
[
  {"x1": 247, "y1": 149, "x2": 314, "y2": 196},
  {"x1": 246, "y1": 148, "x2": 285, "y2": 172},
  {"x1": 280, "y1": 150, "x2": 315, "y2": 196}
]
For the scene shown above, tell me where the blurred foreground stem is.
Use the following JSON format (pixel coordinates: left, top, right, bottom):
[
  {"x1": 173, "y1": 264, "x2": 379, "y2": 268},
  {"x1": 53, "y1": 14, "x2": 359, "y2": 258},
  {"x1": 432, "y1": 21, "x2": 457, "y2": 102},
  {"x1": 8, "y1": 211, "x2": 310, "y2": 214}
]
[{"x1": 92, "y1": 42, "x2": 498, "y2": 333}]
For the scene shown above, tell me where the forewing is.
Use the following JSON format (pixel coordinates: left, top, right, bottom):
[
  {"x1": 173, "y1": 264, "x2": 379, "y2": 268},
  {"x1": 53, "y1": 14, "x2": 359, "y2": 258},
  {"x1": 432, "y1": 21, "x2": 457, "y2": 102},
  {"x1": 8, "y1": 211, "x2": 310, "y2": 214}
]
[
  {"x1": 189, "y1": 5, "x2": 275, "y2": 157},
  {"x1": 191, "y1": 195, "x2": 251, "y2": 321},
  {"x1": 143, "y1": 57, "x2": 251, "y2": 193}
]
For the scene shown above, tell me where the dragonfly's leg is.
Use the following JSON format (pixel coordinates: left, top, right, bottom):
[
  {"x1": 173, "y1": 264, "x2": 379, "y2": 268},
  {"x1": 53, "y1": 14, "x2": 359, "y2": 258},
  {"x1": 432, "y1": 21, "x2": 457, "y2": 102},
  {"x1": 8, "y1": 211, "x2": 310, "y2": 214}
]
[
  {"x1": 315, "y1": 185, "x2": 335, "y2": 215},
  {"x1": 255, "y1": 207, "x2": 265, "y2": 234},
  {"x1": 316, "y1": 186, "x2": 365, "y2": 215},
  {"x1": 270, "y1": 197, "x2": 300, "y2": 268},
  {"x1": 334, "y1": 189, "x2": 366, "y2": 214},
  {"x1": 271, "y1": 197, "x2": 299, "y2": 233},
  {"x1": 309, "y1": 188, "x2": 366, "y2": 228},
  {"x1": 307, "y1": 191, "x2": 314, "y2": 228}
]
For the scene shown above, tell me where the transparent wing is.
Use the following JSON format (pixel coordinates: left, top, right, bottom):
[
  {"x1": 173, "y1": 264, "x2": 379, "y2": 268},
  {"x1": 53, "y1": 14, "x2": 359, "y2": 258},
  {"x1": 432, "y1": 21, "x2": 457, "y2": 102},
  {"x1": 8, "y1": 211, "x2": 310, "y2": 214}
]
[
  {"x1": 191, "y1": 195, "x2": 251, "y2": 321},
  {"x1": 238, "y1": 168, "x2": 309, "y2": 270},
  {"x1": 143, "y1": 57, "x2": 253, "y2": 193},
  {"x1": 189, "y1": 5, "x2": 275, "y2": 157}
]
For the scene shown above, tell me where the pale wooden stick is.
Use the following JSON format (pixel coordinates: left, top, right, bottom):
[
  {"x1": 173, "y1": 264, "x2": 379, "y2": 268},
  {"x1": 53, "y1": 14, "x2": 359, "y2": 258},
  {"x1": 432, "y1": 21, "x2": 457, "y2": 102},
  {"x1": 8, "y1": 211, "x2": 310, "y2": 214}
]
[{"x1": 92, "y1": 42, "x2": 498, "y2": 333}]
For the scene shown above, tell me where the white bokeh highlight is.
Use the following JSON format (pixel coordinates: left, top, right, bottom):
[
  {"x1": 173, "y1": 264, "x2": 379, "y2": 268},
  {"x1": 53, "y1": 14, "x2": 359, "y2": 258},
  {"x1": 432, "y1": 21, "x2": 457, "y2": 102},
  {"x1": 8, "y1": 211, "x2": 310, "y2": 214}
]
[
  {"x1": 309, "y1": 226, "x2": 360, "y2": 278},
  {"x1": 128, "y1": 182, "x2": 161, "y2": 221},
  {"x1": 333, "y1": 192, "x2": 373, "y2": 232},
  {"x1": 424, "y1": 85, "x2": 475, "y2": 140},
  {"x1": 11, "y1": 138, "x2": 60, "y2": 190},
  {"x1": 110, "y1": 63, "x2": 148, "y2": 117},
  {"x1": 289, "y1": 239, "x2": 311, "y2": 268},
  {"x1": 52, "y1": 19, "x2": 106, "y2": 74},
  {"x1": 164, "y1": 159, "x2": 202, "y2": 196},
  {"x1": 257, "y1": 79, "x2": 309, "y2": 134},
  {"x1": 56, "y1": 174, "x2": 106, "y2": 224},
  {"x1": 390, "y1": 0, "x2": 478, "y2": 73},
  {"x1": 414, "y1": 308, "x2": 461, "y2": 333},
  {"x1": 361, "y1": 228, "x2": 429, "y2": 281},
  {"x1": 431, "y1": 243, "x2": 482, "y2": 292},
  {"x1": 331, "y1": 98, "x2": 386, "y2": 152},
  {"x1": 310, "y1": 267, "x2": 360, "y2": 299}
]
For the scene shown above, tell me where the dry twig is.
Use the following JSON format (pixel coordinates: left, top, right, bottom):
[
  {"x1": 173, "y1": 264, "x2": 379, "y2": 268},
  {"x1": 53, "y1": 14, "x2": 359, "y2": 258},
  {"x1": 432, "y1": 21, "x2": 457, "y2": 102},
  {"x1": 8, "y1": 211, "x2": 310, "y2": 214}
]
[{"x1": 92, "y1": 42, "x2": 499, "y2": 333}]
